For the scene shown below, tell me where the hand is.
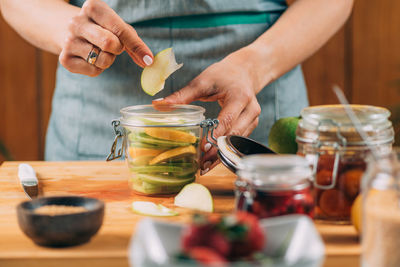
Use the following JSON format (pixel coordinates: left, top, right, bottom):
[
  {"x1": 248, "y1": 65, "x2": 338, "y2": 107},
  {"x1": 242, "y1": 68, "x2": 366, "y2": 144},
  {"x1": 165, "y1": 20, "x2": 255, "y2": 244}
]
[
  {"x1": 153, "y1": 48, "x2": 262, "y2": 173},
  {"x1": 59, "y1": 0, "x2": 153, "y2": 76}
]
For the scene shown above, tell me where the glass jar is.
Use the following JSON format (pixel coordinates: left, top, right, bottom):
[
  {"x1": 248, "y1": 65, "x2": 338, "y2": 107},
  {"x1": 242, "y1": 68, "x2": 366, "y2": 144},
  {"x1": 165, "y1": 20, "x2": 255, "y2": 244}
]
[
  {"x1": 107, "y1": 104, "x2": 205, "y2": 195},
  {"x1": 296, "y1": 105, "x2": 394, "y2": 223},
  {"x1": 361, "y1": 150, "x2": 400, "y2": 267},
  {"x1": 235, "y1": 155, "x2": 314, "y2": 219}
]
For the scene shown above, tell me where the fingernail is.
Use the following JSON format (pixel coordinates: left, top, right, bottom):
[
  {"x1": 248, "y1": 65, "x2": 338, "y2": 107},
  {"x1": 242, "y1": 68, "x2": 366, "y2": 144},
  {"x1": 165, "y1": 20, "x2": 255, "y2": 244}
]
[
  {"x1": 201, "y1": 168, "x2": 210, "y2": 176},
  {"x1": 153, "y1": 98, "x2": 164, "y2": 101},
  {"x1": 143, "y1": 55, "x2": 153, "y2": 66},
  {"x1": 203, "y1": 161, "x2": 212, "y2": 170},
  {"x1": 204, "y1": 143, "x2": 212, "y2": 152}
]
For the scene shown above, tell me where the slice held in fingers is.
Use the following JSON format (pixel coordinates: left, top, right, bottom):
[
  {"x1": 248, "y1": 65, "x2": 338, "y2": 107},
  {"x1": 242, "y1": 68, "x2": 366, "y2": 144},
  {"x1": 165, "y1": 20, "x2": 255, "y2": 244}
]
[{"x1": 141, "y1": 48, "x2": 183, "y2": 96}]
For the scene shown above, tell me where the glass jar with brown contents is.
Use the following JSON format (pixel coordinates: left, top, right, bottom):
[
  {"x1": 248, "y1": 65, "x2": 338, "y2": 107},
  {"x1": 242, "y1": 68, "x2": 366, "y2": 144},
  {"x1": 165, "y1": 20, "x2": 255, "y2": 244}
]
[{"x1": 296, "y1": 105, "x2": 394, "y2": 223}]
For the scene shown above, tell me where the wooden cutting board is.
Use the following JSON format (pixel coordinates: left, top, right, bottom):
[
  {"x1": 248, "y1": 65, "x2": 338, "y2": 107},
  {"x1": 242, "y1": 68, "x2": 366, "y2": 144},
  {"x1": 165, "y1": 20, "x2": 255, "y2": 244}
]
[{"x1": 0, "y1": 161, "x2": 360, "y2": 267}]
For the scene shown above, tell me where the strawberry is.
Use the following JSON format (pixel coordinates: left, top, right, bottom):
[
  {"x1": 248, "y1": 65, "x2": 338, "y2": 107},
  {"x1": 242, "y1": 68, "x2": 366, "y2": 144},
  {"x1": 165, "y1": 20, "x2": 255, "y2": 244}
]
[
  {"x1": 182, "y1": 223, "x2": 214, "y2": 252},
  {"x1": 230, "y1": 211, "x2": 265, "y2": 257},
  {"x1": 208, "y1": 231, "x2": 231, "y2": 257},
  {"x1": 182, "y1": 220, "x2": 230, "y2": 257},
  {"x1": 188, "y1": 246, "x2": 227, "y2": 266},
  {"x1": 181, "y1": 212, "x2": 266, "y2": 262}
]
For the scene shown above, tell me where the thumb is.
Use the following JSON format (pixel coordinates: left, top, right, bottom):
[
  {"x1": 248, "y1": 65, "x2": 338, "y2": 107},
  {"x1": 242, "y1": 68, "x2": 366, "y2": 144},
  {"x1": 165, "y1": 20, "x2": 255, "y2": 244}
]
[
  {"x1": 152, "y1": 82, "x2": 205, "y2": 106},
  {"x1": 153, "y1": 79, "x2": 210, "y2": 105}
]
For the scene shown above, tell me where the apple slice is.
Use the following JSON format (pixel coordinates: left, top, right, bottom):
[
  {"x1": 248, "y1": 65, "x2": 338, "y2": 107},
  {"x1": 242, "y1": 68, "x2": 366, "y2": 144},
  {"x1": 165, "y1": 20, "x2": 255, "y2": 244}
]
[
  {"x1": 174, "y1": 183, "x2": 213, "y2": 212},
  {"x1": 131, "y1": 201, "x2": 179, "y2": 217},
  {"x1": 141, "y1": 48, "x2": 183, "y2": 96}
]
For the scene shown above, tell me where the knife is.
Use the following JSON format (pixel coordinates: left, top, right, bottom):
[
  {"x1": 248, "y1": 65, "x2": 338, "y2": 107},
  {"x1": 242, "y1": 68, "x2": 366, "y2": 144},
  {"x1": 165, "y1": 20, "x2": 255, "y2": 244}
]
[{"x1": 18, "y1": 163, "x2": 39, "y2": 199}]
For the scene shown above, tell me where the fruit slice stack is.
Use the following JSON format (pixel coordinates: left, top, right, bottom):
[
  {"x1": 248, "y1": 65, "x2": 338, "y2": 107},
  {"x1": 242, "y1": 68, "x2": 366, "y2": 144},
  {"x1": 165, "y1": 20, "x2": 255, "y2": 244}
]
[{"x1": 127, "y1": 127, "x2": 199, "y2": 195}]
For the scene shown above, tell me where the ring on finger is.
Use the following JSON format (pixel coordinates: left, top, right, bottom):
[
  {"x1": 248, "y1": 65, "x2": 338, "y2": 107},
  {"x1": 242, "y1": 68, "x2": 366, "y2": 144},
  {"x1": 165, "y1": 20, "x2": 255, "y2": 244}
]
[{"x1": 86, "y1": 46, "x2": 101, "y2": 65}]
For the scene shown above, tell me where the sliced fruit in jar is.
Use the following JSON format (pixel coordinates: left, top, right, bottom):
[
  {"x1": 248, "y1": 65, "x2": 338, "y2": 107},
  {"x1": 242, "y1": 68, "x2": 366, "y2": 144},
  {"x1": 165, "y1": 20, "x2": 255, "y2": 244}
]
[
  {"x1": 149, "y1": 145, "x2": 197, "y2": 165},
  {"x1": 339, "y1": 169, "x2": 363, "y2": 199},
  {"x1": 130, "y1": 132, "x2": 192, "y2": 148},
  {"x1": 128, "y1": 147, "x2": 164, "y2": 158},
  {"x1": 174, "y1": 183, "x2": 213, "y2": 212},
  {"x1": 141, "y1": 47, "x2": 183, "y2": 96},
  {"x1": 131, "y1": 163, "x2": 197, "y2": 174},
  {"x1": 129, "y1": 155, "x2": 154, "y2": 166},
  {"x1": 131, "y1": 201, "x2": 178, "y2": 216},
  {"x1": 130, "y1": 165, "x2": 186, "y2": 173},
  {"x1": 131, "y1": 180, "x2": 164, "y2": 194},
  {"x1": 319, "y1": 189, "x2": 351, "y2": 217},
  {"x1": 137, "y1": 173, "x2": 195, "y2": 186},
  {"x1": 145, "y1": 128, "x2": 197, "y2": 143},
  {"x1": 316, "y1": 169, "x2": 333, "y2": 186}
]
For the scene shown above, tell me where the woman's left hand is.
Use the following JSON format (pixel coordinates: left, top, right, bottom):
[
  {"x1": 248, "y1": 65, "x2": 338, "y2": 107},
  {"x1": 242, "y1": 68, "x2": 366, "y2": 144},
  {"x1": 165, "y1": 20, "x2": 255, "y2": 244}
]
[{"x1": 153, "y1": 48, "x2": 262, "y2": 173}]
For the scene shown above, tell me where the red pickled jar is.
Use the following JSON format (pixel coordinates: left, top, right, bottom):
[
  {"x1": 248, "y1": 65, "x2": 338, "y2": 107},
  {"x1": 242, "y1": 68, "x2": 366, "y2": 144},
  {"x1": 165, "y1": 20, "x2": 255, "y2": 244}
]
[
  {"x1": 235, "y1": 155, "x2": 314, "y2": 219},
  {"x1": 296, "y1": 105, "x2": 394, "y2": 224}
]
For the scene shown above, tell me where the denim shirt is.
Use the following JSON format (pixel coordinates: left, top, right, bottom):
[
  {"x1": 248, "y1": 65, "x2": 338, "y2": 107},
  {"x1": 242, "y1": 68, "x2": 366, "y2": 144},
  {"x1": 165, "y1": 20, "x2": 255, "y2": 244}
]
[{"x1": 45, "y1": 0, "x2": 308, "y2": 160}]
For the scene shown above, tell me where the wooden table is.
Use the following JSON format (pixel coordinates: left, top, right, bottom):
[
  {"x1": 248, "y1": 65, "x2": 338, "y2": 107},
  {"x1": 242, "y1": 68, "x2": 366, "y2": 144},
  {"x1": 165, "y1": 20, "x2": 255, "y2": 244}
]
[{"x1": 0, "y1": 161, "x2": 360, "y2": 267}]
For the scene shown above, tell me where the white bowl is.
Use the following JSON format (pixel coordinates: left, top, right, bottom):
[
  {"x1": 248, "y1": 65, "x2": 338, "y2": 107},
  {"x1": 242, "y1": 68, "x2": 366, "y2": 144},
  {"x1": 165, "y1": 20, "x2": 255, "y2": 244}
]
[{"x1": 129, "y1": 214, "x2": 325, "y2": 267}]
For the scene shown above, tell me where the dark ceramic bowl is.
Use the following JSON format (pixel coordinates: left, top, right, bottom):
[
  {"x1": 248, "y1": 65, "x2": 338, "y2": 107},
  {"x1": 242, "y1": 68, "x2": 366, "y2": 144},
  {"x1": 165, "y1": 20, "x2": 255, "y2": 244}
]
[{"x1": 17, "y1": 196, "x2": 104, "y2": 247}]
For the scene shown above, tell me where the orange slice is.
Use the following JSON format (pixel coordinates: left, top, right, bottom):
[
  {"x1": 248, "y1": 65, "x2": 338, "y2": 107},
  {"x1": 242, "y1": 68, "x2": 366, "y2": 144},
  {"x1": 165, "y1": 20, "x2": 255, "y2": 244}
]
[
  {"x1": 149, "y1": 145, "x2": 196, "y2": 165},
  {"x1": 145, "y1": 128, "x2": 196, "y2": 143},
  {"x1": 128, "y1": 147, "x2": 164, "y2": 158}
]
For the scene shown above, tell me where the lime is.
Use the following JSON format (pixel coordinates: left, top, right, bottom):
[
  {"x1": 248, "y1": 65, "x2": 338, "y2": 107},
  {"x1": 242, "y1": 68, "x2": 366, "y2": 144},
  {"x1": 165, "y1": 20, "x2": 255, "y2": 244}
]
[
  {"x1": 268, "y1": 116, "x2": 300, "y2": 154},
  {"x1": 141, "y1": 48, "x2": 183, "y2": 96}
]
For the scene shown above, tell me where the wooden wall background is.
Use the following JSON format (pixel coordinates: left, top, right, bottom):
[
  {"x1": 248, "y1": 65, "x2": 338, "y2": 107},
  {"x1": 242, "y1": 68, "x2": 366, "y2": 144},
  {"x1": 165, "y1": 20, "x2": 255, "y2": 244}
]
[{"x1": 1, "y1": 0, "x2": 400, "y2": 163}]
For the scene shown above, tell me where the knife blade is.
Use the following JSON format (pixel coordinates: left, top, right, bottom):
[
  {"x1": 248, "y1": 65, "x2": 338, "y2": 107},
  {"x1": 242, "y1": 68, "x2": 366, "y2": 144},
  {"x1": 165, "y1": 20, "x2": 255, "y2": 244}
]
[{"x1": 18, "y1": 163, "x2": 39, "y2": 199}]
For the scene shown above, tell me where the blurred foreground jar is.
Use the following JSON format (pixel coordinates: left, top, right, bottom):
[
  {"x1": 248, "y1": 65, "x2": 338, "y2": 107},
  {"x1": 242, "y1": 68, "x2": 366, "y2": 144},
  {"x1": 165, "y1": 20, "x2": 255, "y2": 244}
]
[
  {"x1": 107, "y1": 105, "x2": 205, "y2": 195},
  {"x1": 362, "y1": 151, "x2": 400, "y2": 267},
  {"x1": 235, "y1": 155, "x2": 314, "y2": 219},
  {"x1": 296, "y1": 105, "x2": 394, "y2": 223}
]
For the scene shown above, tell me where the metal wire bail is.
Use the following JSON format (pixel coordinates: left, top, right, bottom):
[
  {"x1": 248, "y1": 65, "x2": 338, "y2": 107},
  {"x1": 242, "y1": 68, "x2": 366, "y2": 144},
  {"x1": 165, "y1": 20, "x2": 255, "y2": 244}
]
[
  {"x1": 312, "y1": 119, "x2": 347, "y2": 190},
  {"x1": 106, "y1": 120, "x2": 125, "y2": 161},
  {"x1": 200, "y1": 118, "x2": 219, "y2": 148}
]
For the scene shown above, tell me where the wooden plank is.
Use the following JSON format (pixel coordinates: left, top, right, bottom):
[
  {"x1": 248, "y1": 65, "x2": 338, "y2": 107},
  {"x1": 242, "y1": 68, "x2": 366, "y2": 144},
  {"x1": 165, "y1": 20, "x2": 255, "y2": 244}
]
[
  {"x1": 302, "y1": 26, "x2": 349, "y2": 106},
  {"x1": 0, "y1": 16, "x2": 39, "y2": 162},
  {"x1": 351, "y1": 0, "x2": 400, "y2": 145},
  {"x1": 0, "y1": 161, "x2": 359, "y2": 267},
  {"x1": 351, "y1": 0, "x2": 400, "y2": 107}
]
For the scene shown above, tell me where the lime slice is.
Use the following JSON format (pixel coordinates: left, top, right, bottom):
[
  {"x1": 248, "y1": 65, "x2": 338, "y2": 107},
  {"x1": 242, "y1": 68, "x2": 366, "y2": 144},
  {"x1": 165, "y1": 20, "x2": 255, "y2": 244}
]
[
  {"x1": 174, "y1": 183, "x2": 213, "y2": 212},
  {"x1": 141, "y1": 48, "x2": 183, "y2": 96},
  {"x1": 131, "y1": 201, "x2": 179, "y2": 217}
]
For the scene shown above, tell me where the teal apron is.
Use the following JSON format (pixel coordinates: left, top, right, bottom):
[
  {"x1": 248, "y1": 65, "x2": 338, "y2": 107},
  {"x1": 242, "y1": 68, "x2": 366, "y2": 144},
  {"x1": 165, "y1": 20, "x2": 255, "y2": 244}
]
[{"x1": 45, "y1": 0, "x2": 308, "y2": 160}]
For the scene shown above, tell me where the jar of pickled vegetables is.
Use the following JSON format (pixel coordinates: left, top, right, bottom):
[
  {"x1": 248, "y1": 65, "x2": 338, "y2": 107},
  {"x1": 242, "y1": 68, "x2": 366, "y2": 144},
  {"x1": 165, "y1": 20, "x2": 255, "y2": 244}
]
[
  {"x1": 107, "y1": 105, "x2": 205, "y2": 195},
  {"x1": 296, "y1": 105, "x2": 394, "y2": 223},
  {"x1": 235, "y1": 155, "x2": 314, "y2": 219}
]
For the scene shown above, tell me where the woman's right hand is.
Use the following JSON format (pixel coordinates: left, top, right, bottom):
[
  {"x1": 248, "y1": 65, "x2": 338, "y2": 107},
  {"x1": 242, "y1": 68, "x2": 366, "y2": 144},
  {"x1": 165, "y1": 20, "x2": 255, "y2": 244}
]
[{"x1": 59, "y1": 0, "x2": 153, "y2": 77}]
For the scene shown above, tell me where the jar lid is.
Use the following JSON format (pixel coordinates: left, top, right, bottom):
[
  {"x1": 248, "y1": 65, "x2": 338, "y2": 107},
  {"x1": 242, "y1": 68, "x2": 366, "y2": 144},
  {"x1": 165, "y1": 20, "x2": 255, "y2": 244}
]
[
  {"x1": 216, "y1": 135, "x2": 275, "y2": 173},
  {"x1": 119, "y1": 104, "x2": 205, "y2": 127},
  {"x1": 236, "y1": 155, "x2": 312, "y2": 189},
  {"x1": 297, "y1": 105, "x2": 394, "y2": 146}
]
